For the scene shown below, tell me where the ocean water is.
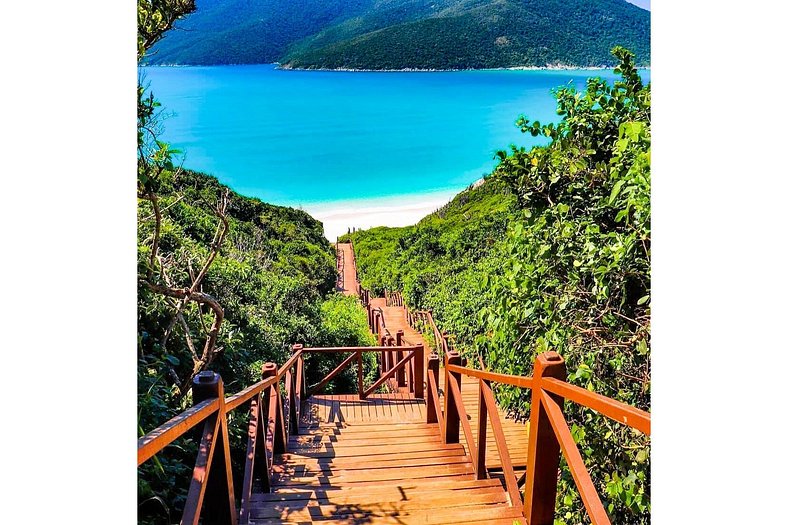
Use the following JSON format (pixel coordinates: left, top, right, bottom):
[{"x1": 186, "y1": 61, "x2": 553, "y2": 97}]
[{"x1": 139, "y1": 65, "x2": 650, "y2": 208}]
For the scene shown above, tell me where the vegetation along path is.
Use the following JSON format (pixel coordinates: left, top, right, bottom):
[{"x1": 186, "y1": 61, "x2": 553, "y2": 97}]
[{"x1": 241, "y1": 243, "x2": 531, "y2": 523}]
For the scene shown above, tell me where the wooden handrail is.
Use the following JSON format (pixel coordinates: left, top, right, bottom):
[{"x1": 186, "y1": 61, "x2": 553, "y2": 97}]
[
  {"x1": 542, "y1": 390, "x2": 611, "y2": 525},
  {"x1": 301, "y1": 345, "x2": 420, "y2": 352},
  {"x1": 138, "y1": 339, "x2": 430, "y2": 524},
  {"x1": 428, "y1": 349, "x2": 651, "y2": 524},
  {"x1": 378, "y1": 288, "x2": 650, "y2": 522},
  {"x1": 137, "y1": 398, "x2": 220, "y2": 466},
  {"x1": 226, "y1": 349, "x2": 302, "y2": 412},
  {"x1": 446, "y1": 364, "x2": 534, "y2": 389},
  {"x1": 225, "y1": 376, "x2": 277, "y2": 413},
  {"x1": 426, "y1": 365, "x2": 445, "y2": 434},
  {"x1": 447, "y1": 372, "x2": 478, "y2": 470},
  {"x1": 306, "y1": 350, "x2": 358, "y2": 397},
  {"x1": 479, "y1": 378, "x2": 522, "y2": 509},
  {"x1": 542, "y1": 377, "x2": 651, "y2": 435},
  {"x1": 362, "y1": 347, "x2": 418, "y2": 398}
]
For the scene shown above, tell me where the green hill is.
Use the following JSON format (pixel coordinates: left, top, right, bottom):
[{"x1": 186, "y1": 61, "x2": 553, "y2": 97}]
[{"x1": 145, "y1": 0, "x2": 650, "y2": 68}]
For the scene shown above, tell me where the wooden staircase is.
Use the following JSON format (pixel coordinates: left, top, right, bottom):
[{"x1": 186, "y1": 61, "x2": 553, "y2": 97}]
[
  {"x1": 246, "y1": 405, "x2": 523, "y2": 524},
  {"x1": 137, "y1": 240, "x2": 650, "y2": 525}
]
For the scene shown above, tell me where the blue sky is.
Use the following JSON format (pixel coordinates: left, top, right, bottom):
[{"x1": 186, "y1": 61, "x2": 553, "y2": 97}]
[{"x1": 626, "y1": 0, "x2": 651, "y2": 10}]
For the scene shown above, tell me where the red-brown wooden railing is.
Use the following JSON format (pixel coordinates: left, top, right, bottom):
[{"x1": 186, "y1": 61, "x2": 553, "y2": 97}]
[
  {"x1": 372, "y1": 289, "x2": 651, "y2": 522},
  {"x1": 139, "y1": 281, "x2": 649, "y2": 525},
  {"x1": 303, "y1": 344, "x2": 424, "y2": 400},
  {"x1": 425, "y1": 349, "x2": 651, "y2": 525},
  {"x1": 137, "y1": 340, "x2": 424, "y2": 525},
  {"x1": 406, "y1": 307, "x2": 452, "y2": 357}
]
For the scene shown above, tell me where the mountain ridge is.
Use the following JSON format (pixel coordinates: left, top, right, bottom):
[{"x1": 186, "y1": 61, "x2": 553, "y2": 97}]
[{"x1": 145, "y1": 0, "x2": 650, "y2": 69}]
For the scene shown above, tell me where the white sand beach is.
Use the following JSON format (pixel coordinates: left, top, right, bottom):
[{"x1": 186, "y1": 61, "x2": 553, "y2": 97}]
[{"x1": 304, "y1": 190, "x2": 459, "y2": 241}]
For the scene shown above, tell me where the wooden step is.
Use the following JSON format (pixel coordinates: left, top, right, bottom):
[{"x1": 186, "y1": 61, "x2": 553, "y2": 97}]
[
  {"x1": 250, "y1": 501, "x2": 523, "y2": 524},
  {"x1": 254, "y1": 478, "x2": 506, "y2": 502},
  {"x1": 250, "y1": 488, "x2": 508, "y2": 518},
  {"x1": 273, "y1": 462, "x2": 475, "y2": 485},
  {"x1": 252, "y1": 298, "x2": 532, "y2": 524},
  {"x1": 276, "y1": 454, "x2": 470, "y2": 474}
]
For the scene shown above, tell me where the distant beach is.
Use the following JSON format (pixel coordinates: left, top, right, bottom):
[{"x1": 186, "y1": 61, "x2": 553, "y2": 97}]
[{"x1": 304, "y1": 189, "x2": 459, "y2": 241}]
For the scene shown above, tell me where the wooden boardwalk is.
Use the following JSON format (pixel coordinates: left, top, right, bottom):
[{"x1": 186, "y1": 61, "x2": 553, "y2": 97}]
[
  {"x1": 335, "y1": 243, "x2": 359, "y2": 296},
  {"x1": 368, "y1": 300, "x2": 531, "y2": 475},
  {"x1": 243, "y1": 246, "x2": 532, "y2": 523},
  {"x1": 139, "y1": 234, "x2": 651, "y2": 525},
  {"x1": 245, "y1": 396, "x2": 524, "y2": 524}
]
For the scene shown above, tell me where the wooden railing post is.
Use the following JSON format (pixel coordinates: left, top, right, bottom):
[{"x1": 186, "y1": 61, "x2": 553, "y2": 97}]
[
  {"x1": 380, "y1": 334, "x2": 388, "y2": 374},
  {"x1": 357, "y1": 350, "x2": 364, "y2": 399},
  {"x1": 396, "y1": 330, "x2": 406, "y2": 387},
  {"x1": 443, "y1": 351, "x2": 461, "y2": 443},
  {"x1": 269, "y1": 364, "x2": 287, "y2": 455},
  {"x1": 184, "y1": 371, "x2": 237, "y2": 525},
  {"x1": 476, "y1": 379, "x2": 488, "y2": 480},
  {"x1": 295, "y1": 345, "x2": 306, "y2": 410},
  {"x1": 290, "y1": 344, "x2": 303, "y2": 436},
  {"x1": 258, "y1": 363, "x2": 277, "y2": 493},
  {"x1": 427, "y1": 352, "x2": 440, "y2": 423},
  {"x1": 523, "y1": 352, "x2": 567, "y2": 525},
  {"x1": 413, "y1": 344, "x2": 424, "y2": 399},
  {"x1": 388, "y1": 336, "x2": 397, "y2": 390}
]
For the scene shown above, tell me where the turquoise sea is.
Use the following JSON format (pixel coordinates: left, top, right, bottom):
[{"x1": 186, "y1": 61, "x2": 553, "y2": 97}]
[{"x1": 140, "y1": 65, "x2": 650, "y2": 208}]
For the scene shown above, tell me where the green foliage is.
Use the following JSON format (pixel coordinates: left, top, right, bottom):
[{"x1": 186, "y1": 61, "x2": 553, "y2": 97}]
[
  {"x1": 305, "y1": 294, "x2": 378, "y2": 393},
  {"x1": 345, "y1": 177, "x2": 517, "y2": 357},
  {"x1": 137, "y1": 170, "x2": 337, "y2": 522},
  {"x1": 138, "y1": 0, "x2": 196, "y2": 59},
  {"x1": 483, "y1": 46, "x2": 650, "y2": 524},
  {"x1": 350, "y1": 48, "x2": 650, "y2": 523},
  {"x1": 144, "y1": 0, "x2": 650, "y2": 69},
  {"x1": 317, "y1": 294, "x2": 377, "y2": 348}
]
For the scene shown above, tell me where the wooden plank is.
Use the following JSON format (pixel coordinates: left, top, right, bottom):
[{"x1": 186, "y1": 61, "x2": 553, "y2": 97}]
[
  {"x1": 249, "y1": 503, "x2": 523, "y2": 524},
  {"x1": 249, "y1": 490, "x2": 509, "y2": 519},
  {"x1": 254, "y1": 478, "x2": 504, "y2": 502},
  {"x1": 289, "y1": 432, "x2": 442, "y2": 447},
  {"x1": 278, "y1": 445, "x2": 466, "y2": 464},
  {"x1": 273, "y1": 464, "x2": 475, "y2": 486},
  {"x1": 274, "y1": 455, "x2": 471, "y2": 475}
]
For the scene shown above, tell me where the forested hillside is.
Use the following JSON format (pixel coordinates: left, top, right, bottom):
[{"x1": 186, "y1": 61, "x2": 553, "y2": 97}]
[
  {"x1": 344, "y1": 47, "x2": 651, "y2": 523},
  {"x1": 145, "y1": 0, "x2": 650, "y2": 68},
  {"x1": 143, "y1": 0, "x2": 375, "y2": 65}
]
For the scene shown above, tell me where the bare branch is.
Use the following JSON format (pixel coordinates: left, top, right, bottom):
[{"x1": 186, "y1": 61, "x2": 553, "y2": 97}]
[
  {"x1": 177, "y1": 311, "x2": 199, "y2": 362},
  {"x1": 190, "y1": 190, "x2": 230, "y2": 292}
]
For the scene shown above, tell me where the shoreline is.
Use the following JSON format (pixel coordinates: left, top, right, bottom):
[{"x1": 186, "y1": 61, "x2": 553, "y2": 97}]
[
  {"x1": 141, "y1": 62, "x2": 651, "y2": 72},
  {"x1": 300, "y1": 189, "x2": 462, "y2": 241}
]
